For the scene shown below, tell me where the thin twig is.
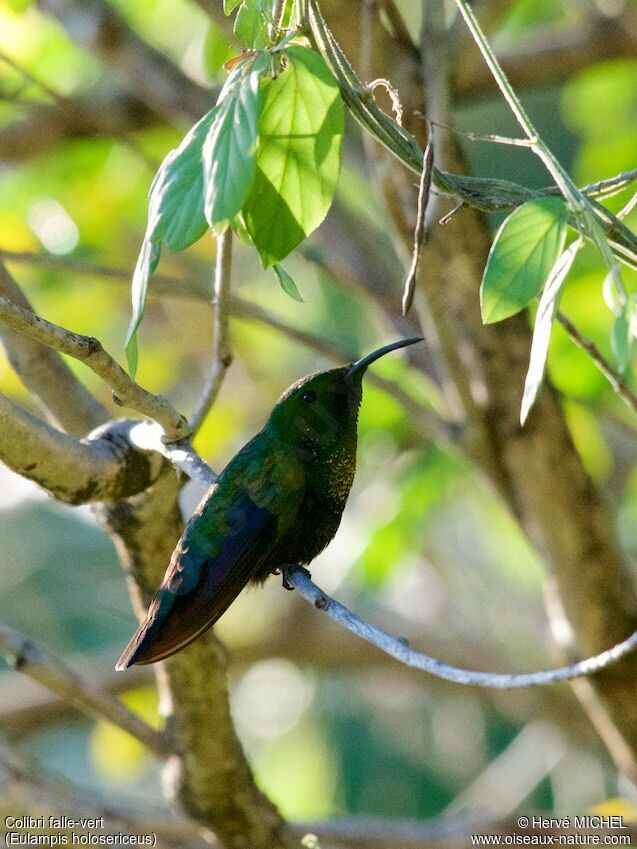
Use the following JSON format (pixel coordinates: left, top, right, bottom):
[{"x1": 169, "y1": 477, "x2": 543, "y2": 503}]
[
  {"x1": 402, "y1": 134, "x2": 433, "y2": 314},
  {"x1": 189, "y1": 230, "x2": 233, "y2": 433},
  {"x1": 282, "y1": 565, "x2": 637, "y2": 689},
  {"x1": 0, "y1": 623, "x2": 172, "y2": 759},
  {"x1": 0, "y1": 49, "x2": 62, "y2": 104},
  {"x1": 557, "y1": 312, "x2": 637, "y2": 415},
  {"x1": 438, "y1": 202, "x2": 465, "y2": 225},
  {"x1": 269, "y1": 0, "x2": 286, "y2": 41},
  {"x1": 618, "y1": 189, "x2": 637, "y2": 220},
  {"x1": 128, "y1": 420, "x2": 218, "y2": 485},
  {"x1": 0, "y1": 249, "x2": 206, "y2": 298},
  {"x1": 0, "y1": 295, "x2": 190, "y2": 440}
]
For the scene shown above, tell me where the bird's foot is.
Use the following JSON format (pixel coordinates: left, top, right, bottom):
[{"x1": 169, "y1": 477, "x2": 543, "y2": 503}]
[{"x1": 276, "y1": 564, "x2": 312, "y2": 591}]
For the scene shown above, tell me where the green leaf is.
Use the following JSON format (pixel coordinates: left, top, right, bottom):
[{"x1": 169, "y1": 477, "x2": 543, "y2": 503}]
[
  {"x1": 481, "y1": 197, "x2": 568, "y2": 324},
  {"x1": 520, "y1": 240, "x2": 581, "y2": 425},
  {"x1": 611, "y1": 302, "x2": 631, "y2": 374},
  {"x1": 151, "y1": 107, "x2": 221, "y2": 251},
  {"x1": 224, "y1": 0, "x2": 243, "y2": 14},
  {"x1": 274, "y1": 264, "x2": 304, "y2": 301},
  {"x1": 243, "y1": 45, "x2": 344, "y2": 267},
  {"x1": 629, "y1": 293, "x2": 637, "y2": 340},
  {"x1": 125, "y1": 107, "x2": 220, "y2": 373},
  {"x1": 125, "y1": 239, "x2": 161, "y2": 376},
  {"x1": 233, "y1": 0, "x2": 270, "y2": 49},
  {"x1": 203, "y1": 55, "x2": 268, "y2": 231}
]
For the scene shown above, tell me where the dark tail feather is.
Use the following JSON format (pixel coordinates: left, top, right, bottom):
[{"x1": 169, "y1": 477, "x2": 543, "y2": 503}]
[
  {"x1": 116, "y1": 552, "x2": 261, "y2": 669},
  {"x1": 117, "y1": 493, "x2": 278, "y2": 669}
]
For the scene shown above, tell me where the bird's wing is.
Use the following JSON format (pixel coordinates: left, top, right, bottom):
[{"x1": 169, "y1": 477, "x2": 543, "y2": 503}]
[{"x1": 116, "y1": 437, "x2": 304, "y2": 668}]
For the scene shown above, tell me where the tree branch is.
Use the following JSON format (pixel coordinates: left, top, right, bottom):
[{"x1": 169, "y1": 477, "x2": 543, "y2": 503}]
[
  {"x1": 0, "y1": 293, "x2": 190, "y2": 441},
  {"x1": 0, "y1": 623, "x2": 171, "y2": 759},
  {"x1": 283, "y1": 565, "x2": 637, "y2": 689},
  {"x1": 0, "y1": 258, "x2": 106, "y2": 435},
  {"x1": 189, "y1": 229, "x2": 233, "y2": 433},
  {"x1": 557, "y1": 311, "x2": 637, "y2": 416},
  {"x1": 0, "y1": 95, "x2": 158, "y2": 164},
  {"x1": 0, "y1": 399, "x2": 164, "y2": 503},
  {"x1": 37, "y1": 0, "x2": 214, "y2": 123}
]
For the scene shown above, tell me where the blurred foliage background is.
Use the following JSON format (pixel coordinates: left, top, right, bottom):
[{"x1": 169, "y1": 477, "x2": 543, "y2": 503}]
[{"x1": 0, "y1": 0, "x2": 636, "y2": 829}]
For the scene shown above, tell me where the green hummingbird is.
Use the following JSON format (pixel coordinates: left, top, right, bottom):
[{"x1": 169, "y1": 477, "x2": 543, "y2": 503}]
[{"x1": 116, "y1": 337, "x2": 423, "y2": 669}]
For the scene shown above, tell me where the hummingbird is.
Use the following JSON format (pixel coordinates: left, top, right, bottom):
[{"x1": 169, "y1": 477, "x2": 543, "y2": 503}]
[{"x1": 116, "y1": 337, "x2": 423, "y2": 669}]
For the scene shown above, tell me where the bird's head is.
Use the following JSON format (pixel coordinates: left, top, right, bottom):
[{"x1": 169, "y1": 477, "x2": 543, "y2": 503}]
[{"x1": 267, "y1": 338, "x2": 423, "y2": 456}]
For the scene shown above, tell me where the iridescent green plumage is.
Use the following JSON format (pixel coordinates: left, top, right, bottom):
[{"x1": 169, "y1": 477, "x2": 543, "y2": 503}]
[{"x1": 117, "y1": 339, "x2": 422, "y2": 669}]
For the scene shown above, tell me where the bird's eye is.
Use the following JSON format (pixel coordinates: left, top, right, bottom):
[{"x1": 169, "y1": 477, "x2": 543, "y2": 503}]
[{"x1": 301, "y1": 391, "x2": 316, "y2": 404}]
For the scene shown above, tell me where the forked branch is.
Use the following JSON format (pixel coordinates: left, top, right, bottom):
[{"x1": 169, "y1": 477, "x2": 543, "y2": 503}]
[
  {"x1": 0, "y1": 623, "x2": 171, "y2": 759},
  {"x1": 0, "y1": 294, "x2": 189, "y2": 440}
]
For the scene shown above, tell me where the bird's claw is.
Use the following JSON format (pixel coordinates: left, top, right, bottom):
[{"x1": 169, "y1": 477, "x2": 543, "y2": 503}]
[{"x1": 274, "y1": 564, "x2": 312, "y2": 591}]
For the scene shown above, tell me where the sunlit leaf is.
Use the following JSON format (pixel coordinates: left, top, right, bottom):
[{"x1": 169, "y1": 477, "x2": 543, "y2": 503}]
[
  {"x1": 124, "y1": 107, "x2": 219, "y2": 374},
  {"x1": 243, "y1": 45, "x2": 344, "y2": 267},
  {"x1": 520, "y1": 240, "x2": 582, "y2": 425},
  {"x1": 152, "y1": 109, "x2": 221, "y2": 252},
  {"x1": 224, "y1": 0, "x2": 243, "y2": 14},
  {"x1": 611, "y1": 301, "x2": 632, "y2": 373},
  {"x1": 203, "y1": 53, "x2": 269, "y2": 231},
  {"x1": 481, "y1": 197, "x2": 568, "y2": 324},
  {"x1": 233, "y1": 0, "x2": 270, "y2": 49},
  {"x1": 126, "y1": 239, "x2": 161, "y2": 375},
  {"x1": 274, "y1": 264, "x2": 304, "y2": 301}
]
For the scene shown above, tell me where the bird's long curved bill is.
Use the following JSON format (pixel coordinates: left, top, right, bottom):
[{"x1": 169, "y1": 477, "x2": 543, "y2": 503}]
[{"x1": 346, "y1": 337, "x2": 423, "y2": 379}]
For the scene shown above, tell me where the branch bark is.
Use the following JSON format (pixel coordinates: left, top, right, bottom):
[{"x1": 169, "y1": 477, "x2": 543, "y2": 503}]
[
  {"x1": 283, "y1": 565, "x2": 637, "y2": 689},
  {"x1": 37, "y1": 0, "x2": 214, "y2": 123},
  {"x1": 189, "y1": 230, "x2": 233, "y2": 433},
  {"x1": 0, "y1": 401, "x2": 164, "y2": 503},
  {"x1": 0, "y1": 290, "x2": 190, "y2": 440},
  {"x1": 0, "y1": 258, "x2": 106, "y2": 435},
  {"x1": 0, "y1": 623, "x2": 170, "y2": 759}
]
